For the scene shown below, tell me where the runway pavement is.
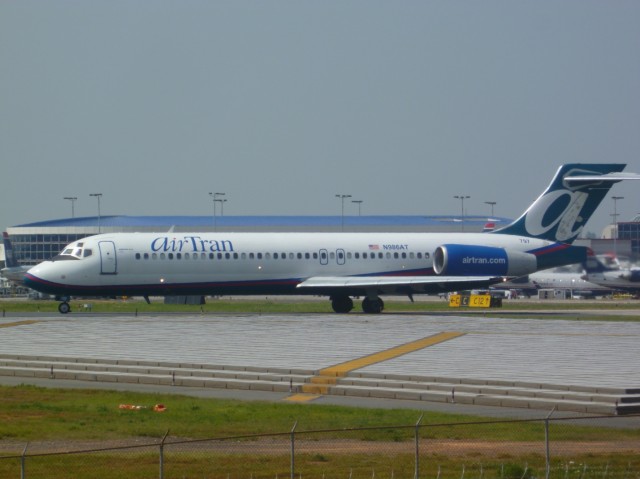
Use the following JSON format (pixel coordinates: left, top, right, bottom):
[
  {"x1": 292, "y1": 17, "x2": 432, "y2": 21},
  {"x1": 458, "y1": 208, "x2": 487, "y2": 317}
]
[{"x1": 1, "y1": 311, "x2": 639, "y2": 420}]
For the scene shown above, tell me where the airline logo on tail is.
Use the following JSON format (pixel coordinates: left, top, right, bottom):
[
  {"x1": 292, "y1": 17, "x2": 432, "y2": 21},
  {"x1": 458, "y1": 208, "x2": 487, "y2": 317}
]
[
  {"x1": 496, "y1": 164, "x2": 626, "y2": 243},
  {"x1": 2, "y1": 232, "x2": 19, "y2": 268},
  {"x1": 1, "y1": 232, "x2": 31, "y2": 285}
]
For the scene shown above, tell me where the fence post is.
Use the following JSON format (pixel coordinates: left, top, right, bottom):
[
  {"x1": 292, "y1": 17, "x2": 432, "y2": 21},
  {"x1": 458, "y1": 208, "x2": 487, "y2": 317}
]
[
  {"x1": 290, "y1": 421, "x2": 297, "y2": 479},
  {"x1": 20, "y1": 442, "x2": 28, "y2": 479},
  {"x1": 545, "y1": 407, "x2": 556, "y2": 479},
  {"x1": 159, "y1": 429, "x2": 169, "y2": 479},
  {"x1": 415, "y1": 413, "x2": 423, "y2": 479}
]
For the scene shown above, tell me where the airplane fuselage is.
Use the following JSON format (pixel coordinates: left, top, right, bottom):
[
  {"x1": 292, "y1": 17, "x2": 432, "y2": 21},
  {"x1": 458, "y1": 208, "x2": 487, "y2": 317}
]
[
  {"x1": 23, "y1": 163, "x2": 639, "y2": 313},
  {"x1": 25, "y1": 231, "x2": 555, "y2": 298}
]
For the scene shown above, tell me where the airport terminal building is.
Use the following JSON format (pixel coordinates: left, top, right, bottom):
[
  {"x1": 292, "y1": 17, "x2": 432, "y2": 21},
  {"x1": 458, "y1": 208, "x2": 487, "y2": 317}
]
[
  {"x1": 6, "y1": 215, "x2": 508, "y2": 266},
  {"x1": 618, "y1": 216, "x2": 640, "y2": 257}
]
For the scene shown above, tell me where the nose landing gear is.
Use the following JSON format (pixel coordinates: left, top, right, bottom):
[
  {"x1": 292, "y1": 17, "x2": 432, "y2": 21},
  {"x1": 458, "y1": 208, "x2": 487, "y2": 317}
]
[
  {"x1": 58, "y1": 302, "x2": 71, "y2": 314},
  {"x1": 56, "y1": 297, "x2": 72, "y2": 314}
]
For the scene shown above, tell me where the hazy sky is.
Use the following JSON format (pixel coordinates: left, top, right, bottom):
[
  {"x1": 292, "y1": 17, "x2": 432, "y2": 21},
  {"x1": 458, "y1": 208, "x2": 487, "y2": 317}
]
[{"x1": 2, "y1": 1, "x2": 639, "y2": 235}]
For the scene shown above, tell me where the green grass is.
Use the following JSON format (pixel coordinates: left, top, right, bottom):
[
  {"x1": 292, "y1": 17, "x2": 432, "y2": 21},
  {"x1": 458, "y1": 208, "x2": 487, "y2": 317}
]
[
  {"x1": 2, "y1": 454, "x2": 637, "y2": 479},
  {"x1": 1, "y1": 298, "x2": 335, "y2": 314},
  {"x1": 2, "y1": 297, "x2": 640, "y2": 319},
  {"x1": 1, "y1": 385, "x2": 639, "y2": 477},
  {"x1": 0, "y1": 385, "x2": 638, "y2": 443}
]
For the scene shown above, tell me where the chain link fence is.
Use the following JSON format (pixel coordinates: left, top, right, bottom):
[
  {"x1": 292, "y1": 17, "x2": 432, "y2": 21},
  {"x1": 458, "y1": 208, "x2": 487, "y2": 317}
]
[{"x1": 0, "y1": 414, "x2": 638, "y2": 478}]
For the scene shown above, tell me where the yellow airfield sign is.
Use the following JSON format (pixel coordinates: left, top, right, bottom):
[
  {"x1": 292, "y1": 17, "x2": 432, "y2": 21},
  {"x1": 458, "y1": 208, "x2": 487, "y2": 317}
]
[{"x1": 449, "y1": 294, "x2": 492, "y2": 308}]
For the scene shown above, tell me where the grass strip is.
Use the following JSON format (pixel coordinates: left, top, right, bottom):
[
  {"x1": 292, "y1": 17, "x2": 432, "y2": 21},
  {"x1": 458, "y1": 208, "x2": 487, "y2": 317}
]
[{"x1": 1, "y1": 385, "x2": 638, "y2": 443}]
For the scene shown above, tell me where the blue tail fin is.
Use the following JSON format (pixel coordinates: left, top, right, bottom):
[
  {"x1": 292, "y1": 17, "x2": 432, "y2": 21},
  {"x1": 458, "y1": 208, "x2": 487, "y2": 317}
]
[
  {"x1": 494, "y1": 164, "x2": 626, "y2": 243},
  {"x1": 2, "y1": 232, "x2": 19, "y2": 268}
]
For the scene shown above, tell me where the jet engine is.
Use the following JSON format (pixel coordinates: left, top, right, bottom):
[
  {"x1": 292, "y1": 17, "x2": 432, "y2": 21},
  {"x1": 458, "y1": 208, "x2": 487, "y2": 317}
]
[
  {"x1": 433, "y1": 244, "x2": 537, "y2": 277},
  {"x1": 620, "y1": 270, "x2": 640, "y2": 282}
]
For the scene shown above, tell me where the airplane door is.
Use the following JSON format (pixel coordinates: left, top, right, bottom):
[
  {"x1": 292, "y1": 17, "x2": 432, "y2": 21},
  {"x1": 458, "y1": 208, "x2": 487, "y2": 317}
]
[
  {"x1": 336, "y1": 249, "x2": 346, "y2": 265},
  {"x1": 319, "y1": 249, "x2": 329, "y2": 265},
  {"x1": 99, "y1": 241, "x2": 117, "y2": 275}
]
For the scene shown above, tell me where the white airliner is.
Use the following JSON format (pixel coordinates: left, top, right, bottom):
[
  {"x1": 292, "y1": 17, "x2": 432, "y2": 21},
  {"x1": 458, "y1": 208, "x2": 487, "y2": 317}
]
[
  {"x1": 583, "y1": 254, "x2": 640, "y2": 296},
  {"x1": 24, "y1": 164, "x2": 640, "y2": 314},
  {"x1": 499, "y1": 263, "x2": 612, "y2": 298}
]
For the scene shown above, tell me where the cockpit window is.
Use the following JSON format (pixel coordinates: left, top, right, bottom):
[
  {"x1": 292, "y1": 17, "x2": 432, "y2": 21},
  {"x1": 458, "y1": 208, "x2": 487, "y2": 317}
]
[{"x1": 55, "y1": 242, "x2": 90, "y2": 261}]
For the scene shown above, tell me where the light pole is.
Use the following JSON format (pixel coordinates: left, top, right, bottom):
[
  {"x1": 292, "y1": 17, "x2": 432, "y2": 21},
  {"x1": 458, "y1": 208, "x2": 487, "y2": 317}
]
[
  {"x1": 335, "y1": 194, "x2": 352, "y2": 231},
  {"x1": 454, "y1": 195, "x2": 470, "y2": 231},
  {"x1": 484, "y1": 201, "x2": 496, "y2": 218},
  {"x1": 216, "y1": 198, "x2": 228, "y2": 216},
  {"x1": 611, "y1": 196, "x2": 624, "y2": 257},
  {"x1": 209, "y1": 192, "x2": 225, "y2": 231},
  {"x1": 64, "y1": 196, "x2": 77, "y2": 218},
  {"x1": 352, "y1": 200, "x2": 363, "y2": 216},
  {"x1": 89, "y1": 193, "x2": 102, "y2": 233}
]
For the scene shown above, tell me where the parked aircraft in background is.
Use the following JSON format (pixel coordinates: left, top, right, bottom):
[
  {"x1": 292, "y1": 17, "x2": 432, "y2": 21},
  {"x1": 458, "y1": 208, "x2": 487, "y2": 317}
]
[
  {"x1": 1, "y1": 232, "x2": 30, "y2": 286},
  {"x1": 583, "y1": 254, "x2": 640, "y2": 296},
  {"x1": 24, "y1": 164, "x2": 640, "y2": 314},
  {"x1": 498, "y1": 263, "x2": 612, "y2": 298}
]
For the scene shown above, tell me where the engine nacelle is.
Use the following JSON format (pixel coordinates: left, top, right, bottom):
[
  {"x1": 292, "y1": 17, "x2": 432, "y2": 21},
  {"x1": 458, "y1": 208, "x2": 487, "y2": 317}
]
[
  {"x1": 621, "y1": 270, "x2": 640, "y2": 282},
  {"x1": 433, "y1": 244, "x2": 537, "y2": 277}
]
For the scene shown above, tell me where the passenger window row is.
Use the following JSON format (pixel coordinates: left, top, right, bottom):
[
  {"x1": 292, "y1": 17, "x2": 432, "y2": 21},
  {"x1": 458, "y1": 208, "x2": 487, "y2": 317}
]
[{"x1": 133, "y1": 251, "x2": 431, "y2": 261}]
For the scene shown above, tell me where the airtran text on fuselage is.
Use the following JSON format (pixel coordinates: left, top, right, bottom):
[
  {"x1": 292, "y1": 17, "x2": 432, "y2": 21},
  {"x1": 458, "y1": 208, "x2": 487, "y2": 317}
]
[{"x1": 151, "y1": 236, "x2": 234, "y2": 253}]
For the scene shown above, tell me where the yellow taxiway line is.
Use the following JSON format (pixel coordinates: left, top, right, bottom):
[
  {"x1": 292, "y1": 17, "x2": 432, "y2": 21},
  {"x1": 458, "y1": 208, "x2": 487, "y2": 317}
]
[
  {"x1": 284, "y1": 393, "x2": 322, "y2": 403},
  {"x1": 297, "y1": 331, "x2": 465, "y2": 397},
  {"x1": 0, "y1": 320, "x2": 41, "y2": 329}
]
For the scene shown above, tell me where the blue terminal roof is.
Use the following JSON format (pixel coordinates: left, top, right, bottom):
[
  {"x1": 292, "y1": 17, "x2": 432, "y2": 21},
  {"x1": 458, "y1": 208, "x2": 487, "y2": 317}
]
[{"x1": 15, "y1": 215, "x2": 511, "y2": 229}]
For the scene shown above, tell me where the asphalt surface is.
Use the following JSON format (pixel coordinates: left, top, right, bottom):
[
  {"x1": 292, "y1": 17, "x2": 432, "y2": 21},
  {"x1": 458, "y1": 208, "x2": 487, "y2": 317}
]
[{"x1": 1, "y1": 307, "x2": 639, "y2": 427}]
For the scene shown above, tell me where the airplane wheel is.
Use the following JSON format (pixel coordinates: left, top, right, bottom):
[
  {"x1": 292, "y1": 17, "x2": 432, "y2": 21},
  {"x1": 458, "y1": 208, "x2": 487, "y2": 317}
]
[
  {"x1": 331, "y1": 296, "x2": 353, "y2": 314},
  {"x1": 58, "y1": 302, "x2": 71, "y2": 314},
  {"x1": 362, "y1": 297, "x2": 384, "y2": 314}
]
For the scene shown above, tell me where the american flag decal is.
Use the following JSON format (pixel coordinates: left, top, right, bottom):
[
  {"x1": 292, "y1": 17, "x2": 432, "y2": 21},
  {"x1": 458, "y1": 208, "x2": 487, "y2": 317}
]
[{"x1": 369, "y1": 244, "x2": 380, "y2": 250}]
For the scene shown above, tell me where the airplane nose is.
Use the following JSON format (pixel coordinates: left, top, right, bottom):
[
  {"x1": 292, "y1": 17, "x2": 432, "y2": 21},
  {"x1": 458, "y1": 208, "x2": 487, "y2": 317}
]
[
  {"x1": 23, "y1": 265, "x2": 56, "y2": 294},
  {"x1": 23, "y1": 272, "x2": 39, "y2": 290}
]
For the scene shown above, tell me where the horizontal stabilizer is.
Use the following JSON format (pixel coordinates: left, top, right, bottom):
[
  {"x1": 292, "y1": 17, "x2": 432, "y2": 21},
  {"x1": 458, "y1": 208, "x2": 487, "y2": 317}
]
[{"x1": 565, "y1": 172, "x2": 640, "y2": 182}]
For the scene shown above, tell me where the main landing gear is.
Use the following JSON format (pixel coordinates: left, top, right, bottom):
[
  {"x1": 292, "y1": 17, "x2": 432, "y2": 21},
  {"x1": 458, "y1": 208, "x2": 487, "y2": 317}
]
[
  {"x1": 362, "y1": 296, "x2": 384, "y2": 314},
  {"x1": 331, "y1": 296, "x2": 354, "y2": 313},
  {"x1": 330, "y1": 295, "x2": 384, "y2": 314}
]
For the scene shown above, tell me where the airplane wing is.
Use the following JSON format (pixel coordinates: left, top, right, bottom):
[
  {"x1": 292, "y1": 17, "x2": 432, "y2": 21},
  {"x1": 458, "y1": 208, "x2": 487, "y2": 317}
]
[{"x1": 296, "y1": 275, "x2": 505, "y2": 295}]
